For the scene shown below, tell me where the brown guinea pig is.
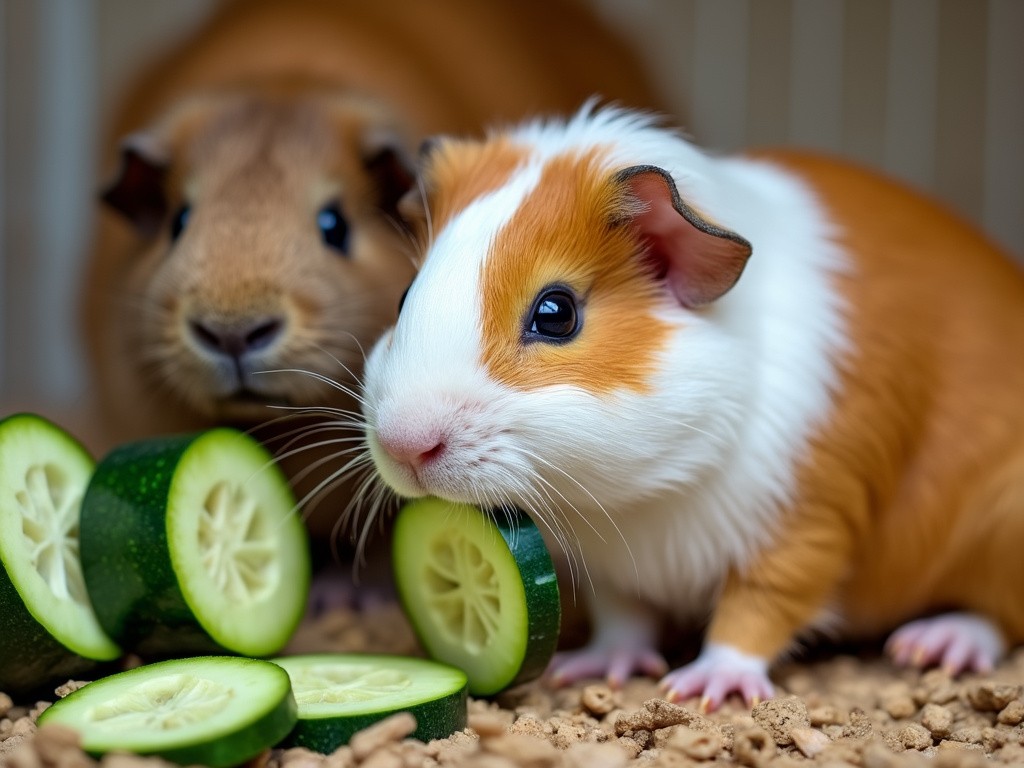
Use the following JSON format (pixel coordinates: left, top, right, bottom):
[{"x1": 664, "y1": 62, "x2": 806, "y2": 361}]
[{"x1": 81, "y1": 0, "x2": 662, "y2": 543}]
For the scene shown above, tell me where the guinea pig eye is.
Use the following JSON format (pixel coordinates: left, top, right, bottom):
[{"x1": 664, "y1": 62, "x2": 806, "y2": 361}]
[
  {"x1": 317, "y1": 201, "x2": 350, "y2": 255},
  {"x1": 169, "y1": 205, "x2": 190, "y2": 242},
  {"x1": 527, "y1": 288, "x2": 579, "y2": 342}
]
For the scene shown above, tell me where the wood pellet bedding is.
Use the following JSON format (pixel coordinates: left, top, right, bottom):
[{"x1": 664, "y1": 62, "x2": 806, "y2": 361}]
[{"x1": 3, "y1": 602, "x2": 1023, "y2": 768}]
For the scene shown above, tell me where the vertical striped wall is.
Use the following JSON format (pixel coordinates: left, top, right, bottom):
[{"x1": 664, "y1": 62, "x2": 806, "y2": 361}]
[
  {"x1": 2, "y1": 0, "x2": 1023, "y2": 410},
  {"x1": 593, "y1": 0, "x2": 1024, "y2": 255}
]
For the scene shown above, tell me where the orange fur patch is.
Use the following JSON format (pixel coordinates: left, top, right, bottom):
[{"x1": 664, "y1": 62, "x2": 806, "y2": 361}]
[
  {"x1": 707, "y1": 151, "x2": 1024, "y2": 658},
  {"x1": 479, "y1": 149, "x2": 672, "y2": 394},
  {"x1": 421, "y1": 138, "x2": 530, "y2": 236}
]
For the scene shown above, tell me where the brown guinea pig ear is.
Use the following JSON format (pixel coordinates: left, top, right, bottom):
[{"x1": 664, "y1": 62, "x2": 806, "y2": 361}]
[
  {"x1": 392, "y1": 136, "x2": 449, "y2": 231},
  {"x1": 362, "y1": 136, "x2": 416, "y2": 223},
  {"x1": 396, "y1": 186, "x2": 427, "y2": 226},
  {"x1": 615, "y1": 165, "x2": 752, "y2": 308},
  {"x1": 100, "y1": 133, "x2": 169, "y2": 237}
]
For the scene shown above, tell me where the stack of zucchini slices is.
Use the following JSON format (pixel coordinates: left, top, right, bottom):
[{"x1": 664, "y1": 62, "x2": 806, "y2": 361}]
[{"x1": 0, "y1": 413, "x2": 562, "y2": 765}]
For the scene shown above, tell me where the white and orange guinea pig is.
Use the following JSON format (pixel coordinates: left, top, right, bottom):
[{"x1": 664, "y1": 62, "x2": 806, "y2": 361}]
[{"x1": 361, "y1": 103, "x2": 1024, "y2": 709}]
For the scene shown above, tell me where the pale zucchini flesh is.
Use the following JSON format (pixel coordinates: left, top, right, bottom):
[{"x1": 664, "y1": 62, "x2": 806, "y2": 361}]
[
  {"x1": 80, "y1": 428, "x2": 310, "y2": 658},
  {"x1": 273, "y1": 653, "x2": 468, "y2": 752},
  {"x1": 392, "y1": 498, "x2": 560, "y2": 696},
  {"x1": 38, "y1": 656, "x2": 297, "y2": 768},
  {"x1": 0, "y1": 413, "x2": 120, "y2": 692}
]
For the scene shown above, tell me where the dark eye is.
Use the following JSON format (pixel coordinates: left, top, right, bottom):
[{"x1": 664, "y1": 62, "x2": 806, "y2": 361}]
[
  {"x1": 170, "y1": 205, "x2": 190, "y2": 241},
  {"x1": 527, "y1": 289, "x2": 579, "y2": 341},
  {"x1": 317, "y1": 202, "x2": 350, "y2": 254}
]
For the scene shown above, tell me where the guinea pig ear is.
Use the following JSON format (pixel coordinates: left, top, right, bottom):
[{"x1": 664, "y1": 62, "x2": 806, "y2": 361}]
[
  {"x1": 393, "y1": 137, "x2": 446, "y2": 229},
  {"x1": 100, "y1": 132, "x2": 169, "y2": 237},
  {"x1": 362, "y1": 133, "x2": 416, "y2": 223},
  {"x1": 615, "y1": 165, "x2": 752, "y2": 308}
]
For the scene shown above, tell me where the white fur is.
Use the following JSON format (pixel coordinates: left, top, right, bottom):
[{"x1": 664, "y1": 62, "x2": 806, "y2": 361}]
[{"x1": 364, "y1": 104, "x2": 850, "y2": 629}]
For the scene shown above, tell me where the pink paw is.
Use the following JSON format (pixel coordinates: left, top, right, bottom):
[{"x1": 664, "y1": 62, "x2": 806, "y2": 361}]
[
  {"x1": 885, "y1": 612, "x2": 1006, "y2": 675},
  {"x1": 547, "y1": 645, "x2": 668, "y2": 689},
  {"x1": 659, "y1": 643, "x2": 773, "y2": 712}
]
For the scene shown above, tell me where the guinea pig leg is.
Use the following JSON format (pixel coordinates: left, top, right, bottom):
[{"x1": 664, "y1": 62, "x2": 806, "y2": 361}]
[
  {"x1": 884, "y1": 612, "x2": 1006, "y2": 675},
  {"x1": 547, "y1": 588, "x2": 667, "y2": 689},
  {"x1": 667, "y1": 506, "x2": 859, "y2": 710}
]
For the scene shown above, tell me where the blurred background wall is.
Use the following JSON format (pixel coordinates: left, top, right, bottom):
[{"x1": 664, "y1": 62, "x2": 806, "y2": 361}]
[{"x1": 2, "y1": 0, "x2": 1023, "y2": 420}]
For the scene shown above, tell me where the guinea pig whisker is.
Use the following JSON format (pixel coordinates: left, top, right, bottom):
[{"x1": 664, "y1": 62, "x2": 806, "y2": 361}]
[
  {"x1": 343, "y1": 464, "x2": 396, "y2": 575},
  {"x1": 307, "y1": 339, "x2": 369, "y2": 383},
  {"x1": 337, "y1": 460, "x2": 379, "y2": 544},
  {"x1": 244, "y1": 425, "x2": 362, "y2": 471},
  {"x1": 263, "y1": 402, "x2": 367, "y2": 423},
  {"x1": 333, "y1": 452, "x2": 377, "y2": 523},
  {"x1": 639, "y1": 410, "x2": 729, "y2": 448},
  {"x1": 290, "y1": 447, "x2": 374, "y2": 528},
  {"x1": 519, "y1": 467, "x2": 594, "y2": 600},
  {"x1": 417, "y1": 175, "x2": 436, "y2": 252},
  {"x1": 272, "y1": 438, "x2": 368, "y2": 485},
  {"x1": 511, "y1": 445, "x2": 635, "y2": 593},
  {"x1": 245, "y1": 413, "x2": 356, "y2": 442},
  {"x1": 510, "y1": 447, "x2": 608, "y2": 543},
  {"x1": 380, "y1": 206, "x2": 424, "y2": 263},
  {"x1": 262, "y1": 408, "x2": 368, "y2": 436},
  {"x1": 511, "y1": 477, "x2": 585, "y2": 597},
  {"x1": 478, "y1": 462, "x2": 584, "y2": 597},
  {"x1": 254, "y1": 367, "x2": 368, "y2": 405},
  {"x1": 356, "y1": 483, "x2": 396, "y2": 574}
]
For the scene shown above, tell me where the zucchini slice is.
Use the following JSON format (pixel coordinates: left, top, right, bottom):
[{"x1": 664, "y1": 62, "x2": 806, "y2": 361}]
[
  {"x1": 391, "y1": 498, "x2": 560, "y2": 696},
  {"x1": 80, "y1": 428, "x2": 310, "y2": 657},
  {"x1": 37, "y1": 655, "x2": 297, "y2": 767},
  {"x1": 273, "y1": 653, "x2": 468, "y2": 752},
  {"x1": 0, "y1": 413, "x2": 120, "y2": 693}
]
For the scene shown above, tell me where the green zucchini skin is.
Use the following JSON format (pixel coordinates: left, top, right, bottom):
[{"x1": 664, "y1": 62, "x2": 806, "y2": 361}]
[
  {"x1": 283, "y1": 688, "x2": 468, "y2": 752},
  {"x1": 393, "y1": 500, "x2": 561, "y2": 696},
  {"x1": 38, "y1": 656, "x2": 298, "y2": 768},
  {"x1": 273, "y1": 654, "x2": 469, "y2": 752},
  {"x1": 80, "y1": 433, "x2": 221, "y2": 657},
  {"x1": 82, "y1": 427, "x2": 309, "y2": 659},
  {"x1": 490, "y1": 506, "x2": 561, "y2": 690},
  {"x1": 0, "y1": 568, "x2": 98, "y2": 695}
]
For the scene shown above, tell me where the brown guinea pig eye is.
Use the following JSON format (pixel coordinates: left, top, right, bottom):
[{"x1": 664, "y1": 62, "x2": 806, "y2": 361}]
[
  {"x1": 317, "y1": 201, "x2": 350, "y2": 255},
  {"x1": 527, "y1": 288, "x2": 579, "y2": 342}
]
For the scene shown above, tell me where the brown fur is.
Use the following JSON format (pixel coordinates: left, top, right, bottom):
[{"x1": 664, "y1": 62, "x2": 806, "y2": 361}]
[
  {"x1": 81, "y1": 0, "x2": 661, "y2": 538},
  {"x1": 707, "y1": 151, "x2": 1024, "y2": 658}
]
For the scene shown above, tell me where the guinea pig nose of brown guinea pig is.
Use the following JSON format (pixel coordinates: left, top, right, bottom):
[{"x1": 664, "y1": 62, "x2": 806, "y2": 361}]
[
  {"x1": 376, "y1": 430, "x2": 447, "y2": 471},
  {"x1": 187, "y1": 315, "x2": 286, "y2": 360}
]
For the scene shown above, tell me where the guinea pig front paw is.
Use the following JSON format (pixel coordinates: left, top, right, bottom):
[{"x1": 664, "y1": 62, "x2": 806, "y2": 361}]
[
  {"x1": 547, "y1": 645, "x2": 669, "y2": 689},
  {"x1": 885, "y1": 611, "x2": 1006, "y2": 676},
  {"x1": 659, "y1": 643, "x2": 773, "y2": 712}
]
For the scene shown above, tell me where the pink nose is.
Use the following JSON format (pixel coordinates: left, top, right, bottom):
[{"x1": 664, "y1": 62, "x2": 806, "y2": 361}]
[{"x1": 376, "y1": 430, "x2": 446, "y2": 469}]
